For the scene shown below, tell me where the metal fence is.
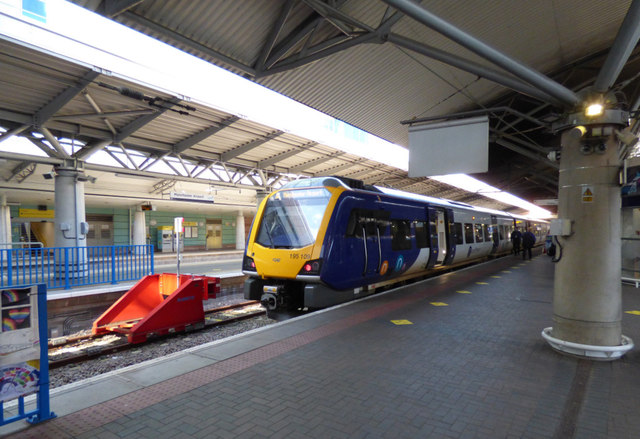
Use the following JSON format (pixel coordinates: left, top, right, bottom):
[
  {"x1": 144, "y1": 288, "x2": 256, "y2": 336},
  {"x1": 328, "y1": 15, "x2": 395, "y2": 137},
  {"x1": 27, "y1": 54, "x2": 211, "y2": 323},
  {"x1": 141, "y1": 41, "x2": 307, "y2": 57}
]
[{"x1": 0, "y1": 245, "x2": 154, "y2": 290}]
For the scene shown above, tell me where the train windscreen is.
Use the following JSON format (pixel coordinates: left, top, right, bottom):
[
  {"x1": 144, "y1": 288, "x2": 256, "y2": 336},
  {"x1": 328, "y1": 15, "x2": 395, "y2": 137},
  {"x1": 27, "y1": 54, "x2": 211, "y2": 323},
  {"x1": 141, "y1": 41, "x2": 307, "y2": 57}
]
[{"x1": 256, "y1": 188, "x2": 332, "y2": 248}]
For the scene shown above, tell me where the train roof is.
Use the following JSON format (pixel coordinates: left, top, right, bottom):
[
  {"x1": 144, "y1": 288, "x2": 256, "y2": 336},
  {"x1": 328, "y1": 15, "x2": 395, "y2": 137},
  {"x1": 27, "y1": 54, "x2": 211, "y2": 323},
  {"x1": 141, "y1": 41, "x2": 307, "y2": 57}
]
[{"x1": 280, "y1": 177, "x2": 548, "y2": 223}]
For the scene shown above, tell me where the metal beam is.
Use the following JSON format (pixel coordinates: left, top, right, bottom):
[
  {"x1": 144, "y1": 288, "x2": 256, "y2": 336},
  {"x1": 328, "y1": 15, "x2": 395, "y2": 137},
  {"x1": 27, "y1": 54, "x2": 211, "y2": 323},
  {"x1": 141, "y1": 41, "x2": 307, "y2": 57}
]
[
  {"x1": 302, "y1": 0, "x2": 375, "y2": 34},
  {"x1": 173, "y1": 116, "x2": 239, "y2": 154},
  {"x1": 261, "y1": 32, "x2": 380, "y2": 77},
  {"x1": 34, "y1": 70, "x2": 100, "y2": 127},
  {"x1": 75, "y1": 98, "x2": 179, "y2": 160},
  {"x1": 317, "y1": 157, "x2": 367, "y2": 175},
  {"x1": 594, "y1": 0, "x2": 640, "y2": 92},
  {"x1": 289, "y1": 152, "x2": 345, "y2": 173},
  {"x1": 382, "y1": 0, "x2": 580, "y2": 108},
  {"x1": 257, "y1": 142, "x2": 316, "y2": 168},
  {"x1": 221, "y1": 131, "x2": 284, "y2": 162},
  {"x1": 494, "y1": 138, "x2": 558, "y2": 170},
  {"x1": 0, "y1": 124, "x2": 29, "y2": 144},
  {"x1": 388, "y1": 34, "x2": 562, "y2": 106},
  {"x1": 99, "y1": 0, "x2": 143, "y2": 17},
  {"x1": 40, "y1": 127, "x2": 71, "y2": 159},
  {"x1": 401, "y1": 106, "x2": 549, "y2": 128},
  {"x1": 256, "y1": 0, "x2": 295, "y2": 72}
]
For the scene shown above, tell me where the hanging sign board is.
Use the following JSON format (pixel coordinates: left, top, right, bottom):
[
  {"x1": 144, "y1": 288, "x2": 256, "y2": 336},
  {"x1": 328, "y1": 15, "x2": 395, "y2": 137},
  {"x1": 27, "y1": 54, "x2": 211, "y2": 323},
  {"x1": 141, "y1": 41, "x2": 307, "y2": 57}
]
[{"x1": 408, "y1": 116, "x2": 489, "y2": 177}]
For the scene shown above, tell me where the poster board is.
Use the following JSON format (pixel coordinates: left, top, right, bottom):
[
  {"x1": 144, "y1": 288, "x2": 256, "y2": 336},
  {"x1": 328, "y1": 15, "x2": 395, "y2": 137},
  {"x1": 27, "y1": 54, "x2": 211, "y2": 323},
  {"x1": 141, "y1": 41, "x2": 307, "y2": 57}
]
[{"x1": 0, "y1": 284, "x2": 55, "y2": 425}]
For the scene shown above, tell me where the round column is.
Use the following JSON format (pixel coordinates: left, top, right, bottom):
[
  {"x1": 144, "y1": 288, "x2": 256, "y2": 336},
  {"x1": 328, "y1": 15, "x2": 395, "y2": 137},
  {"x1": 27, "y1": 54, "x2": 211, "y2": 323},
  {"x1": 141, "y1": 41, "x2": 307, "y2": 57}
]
[
  {"x1": 54, "y1": 165, "x2": 89, "y2": 278},
  {"x1": 133, "y1": 210, "x2": 146, "y2": 247},
  {"x1": 543, "y1": 127, "x2": 633, "y2": 359},
  {"x1": 0, "y1": 194, "x2": 11, "y2": 250},
  {"x1": 236, "y1": 211, "x2": 245, "y2": 250}
]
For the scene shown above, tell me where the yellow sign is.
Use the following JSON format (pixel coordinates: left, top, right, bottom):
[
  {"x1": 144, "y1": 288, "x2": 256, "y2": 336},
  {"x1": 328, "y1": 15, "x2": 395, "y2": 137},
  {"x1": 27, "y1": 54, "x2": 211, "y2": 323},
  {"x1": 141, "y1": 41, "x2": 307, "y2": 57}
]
[
  {"x1": 456, "y1": 290, "x2": 472, "y2": 294},
  {"x1": 390, "y1": 320, "x2": 413, "y2": 325},
  {"x1": 430, "y1": 302, "x2": 449, "y2": 306},
  {"x1": 625, "y1": 310, "x2": 640, "y2": 315},
  {"x1": 582, "y1": 186, "x2": 594, "y2": 203},
  {"x1": 19, "y1": 209, "x2": 54, "y2": 219},
  {"x1": 183, "y1": 222, "x2": 197, "y2": 227}
]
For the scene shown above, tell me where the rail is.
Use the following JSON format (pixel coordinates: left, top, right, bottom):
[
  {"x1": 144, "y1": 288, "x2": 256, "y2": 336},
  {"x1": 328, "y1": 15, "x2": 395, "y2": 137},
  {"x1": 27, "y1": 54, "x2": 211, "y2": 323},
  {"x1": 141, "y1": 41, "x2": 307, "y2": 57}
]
[{"x1": 0, "y1": 245, "x2": 154, "y2": 290}]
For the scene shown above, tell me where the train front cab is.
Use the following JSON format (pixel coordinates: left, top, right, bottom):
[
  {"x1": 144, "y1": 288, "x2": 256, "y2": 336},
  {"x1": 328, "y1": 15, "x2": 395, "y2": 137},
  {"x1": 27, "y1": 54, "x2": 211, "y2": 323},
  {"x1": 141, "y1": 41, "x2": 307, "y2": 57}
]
[{"x1": 243, "y1": 179, "x2": 346, "y2": 313}]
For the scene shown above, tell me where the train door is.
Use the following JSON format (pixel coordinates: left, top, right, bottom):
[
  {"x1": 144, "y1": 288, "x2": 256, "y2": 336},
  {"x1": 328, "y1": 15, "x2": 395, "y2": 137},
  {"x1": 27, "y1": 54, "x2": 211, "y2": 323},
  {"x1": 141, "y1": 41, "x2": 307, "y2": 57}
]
[
  {"x1": 425, "y1": 208, "x2": 439, "y2": 268},
  {"x1": 490, "y1": 215, "x2": 499, "y2": 254},
  {"x1": 361, "y1": 218, "x2": 382, "y2": 276},
  {"x1": 443, "y1": 208, "x2": 456, "y2": 264},
  {"x1": 428, "y1": 207, "x2": 456, "y2": 267}
]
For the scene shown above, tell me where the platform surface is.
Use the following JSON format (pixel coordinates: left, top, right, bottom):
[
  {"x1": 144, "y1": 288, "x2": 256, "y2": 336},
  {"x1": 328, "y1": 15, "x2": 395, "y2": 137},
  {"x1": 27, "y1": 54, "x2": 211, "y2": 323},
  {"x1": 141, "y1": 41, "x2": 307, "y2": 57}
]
[{"x1": 3, "y1": 252, "x2": 640, "y2": 438}]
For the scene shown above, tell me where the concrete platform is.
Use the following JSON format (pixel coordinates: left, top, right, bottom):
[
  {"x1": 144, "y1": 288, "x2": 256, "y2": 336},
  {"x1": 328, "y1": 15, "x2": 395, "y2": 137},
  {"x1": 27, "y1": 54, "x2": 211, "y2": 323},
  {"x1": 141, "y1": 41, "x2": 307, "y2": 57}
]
[{"x1": 3, "y1": 252, "x2": 640, "y2": 438}]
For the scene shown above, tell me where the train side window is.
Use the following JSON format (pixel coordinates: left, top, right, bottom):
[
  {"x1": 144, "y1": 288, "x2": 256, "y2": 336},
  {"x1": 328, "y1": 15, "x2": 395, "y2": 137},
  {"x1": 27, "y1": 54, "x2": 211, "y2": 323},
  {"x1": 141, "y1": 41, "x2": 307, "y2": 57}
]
[
  {"x1": 474, "y1": 224, "x2": 483, "y2": 242},
  {"x1": 452, "y1": 222, "x2": 463, "y2": 245},
  {"x1": 391, "y1": 220, "x2": 412, "y2": 251},
  {"x1": 415, "y1": 221, "x2": 429, "y2": 248},
  {"x1": 464, "y1": 223, "x2": 474, "y2": 243},
  {"x1": 499, "y1": 225, "x2": 505, "y2": 241},
  {"x1": 483, "y1": 224, "x2": 490, "y2": 242}
]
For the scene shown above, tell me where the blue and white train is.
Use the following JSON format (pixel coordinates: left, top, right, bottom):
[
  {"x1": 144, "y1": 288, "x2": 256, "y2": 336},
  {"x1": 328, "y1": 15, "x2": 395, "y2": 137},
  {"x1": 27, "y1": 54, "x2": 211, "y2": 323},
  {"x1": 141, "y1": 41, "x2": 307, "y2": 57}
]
[{"x1": 243, "y1": 176, "x2": 548, "y2": 314}]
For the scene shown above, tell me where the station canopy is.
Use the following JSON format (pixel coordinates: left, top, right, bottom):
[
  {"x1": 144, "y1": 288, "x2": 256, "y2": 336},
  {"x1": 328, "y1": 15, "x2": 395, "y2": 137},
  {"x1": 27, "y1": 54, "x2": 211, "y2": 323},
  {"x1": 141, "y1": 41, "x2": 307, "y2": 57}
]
[{"x1": 2, "y1": 0, "x2": 640, "y2": 216}]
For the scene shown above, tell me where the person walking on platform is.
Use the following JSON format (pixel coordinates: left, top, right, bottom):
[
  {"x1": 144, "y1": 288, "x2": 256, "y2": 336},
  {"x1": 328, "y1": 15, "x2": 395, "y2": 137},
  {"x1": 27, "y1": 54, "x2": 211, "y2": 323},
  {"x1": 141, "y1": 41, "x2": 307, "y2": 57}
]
[
  {"x1": 510, "y1": 227, "x2": 522, "y2": 256},
  {"x1": 522, "y1": 228, "x2": 536, "y2": 260}
]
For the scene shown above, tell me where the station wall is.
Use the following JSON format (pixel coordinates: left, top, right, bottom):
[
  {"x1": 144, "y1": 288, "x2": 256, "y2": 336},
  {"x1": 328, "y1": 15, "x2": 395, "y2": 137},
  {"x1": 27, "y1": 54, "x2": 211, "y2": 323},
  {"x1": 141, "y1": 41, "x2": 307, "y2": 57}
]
[{"x1": 9, "y1": 204, "x2": 254, "y2": 252}]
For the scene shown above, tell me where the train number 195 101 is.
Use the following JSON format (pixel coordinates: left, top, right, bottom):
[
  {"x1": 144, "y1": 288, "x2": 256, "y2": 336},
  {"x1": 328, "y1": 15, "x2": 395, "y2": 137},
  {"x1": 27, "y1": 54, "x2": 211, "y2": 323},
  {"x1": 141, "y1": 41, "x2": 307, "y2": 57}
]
[{"x1": 290, "y1": 253, "x2": 311, "y2": 260}]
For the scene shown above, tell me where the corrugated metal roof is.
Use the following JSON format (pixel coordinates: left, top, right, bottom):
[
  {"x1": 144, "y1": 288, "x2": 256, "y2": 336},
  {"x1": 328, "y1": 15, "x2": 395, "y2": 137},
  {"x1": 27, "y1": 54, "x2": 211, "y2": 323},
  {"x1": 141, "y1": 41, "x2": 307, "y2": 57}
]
[{"x1": 2, "y1": 0, "x2": 638, "y2": 215}]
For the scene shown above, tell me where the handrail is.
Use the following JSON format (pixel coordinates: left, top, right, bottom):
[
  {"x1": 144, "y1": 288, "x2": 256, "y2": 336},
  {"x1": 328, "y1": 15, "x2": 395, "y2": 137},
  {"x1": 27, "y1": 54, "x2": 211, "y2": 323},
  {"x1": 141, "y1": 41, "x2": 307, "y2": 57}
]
[
  {"x1": 376, "y1": 226, "x2": 382, "y2": 273},
  {"x1": 362, "y1": 225, "x2": 368, "y2": 276},
  {"x1": 0, "y1": 244, "x2": 154, "y2": 290},
  {"x1": 0, "y1": 241, "x2": 44, "y2": 248}
]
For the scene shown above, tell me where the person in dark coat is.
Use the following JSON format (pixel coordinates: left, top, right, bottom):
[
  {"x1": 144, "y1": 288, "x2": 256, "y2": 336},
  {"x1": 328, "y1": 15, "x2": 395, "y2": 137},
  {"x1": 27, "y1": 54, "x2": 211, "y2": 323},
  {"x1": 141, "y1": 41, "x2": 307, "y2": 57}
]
[
  {"x1": 510, "y1": 228, "x2": 522, "y2": 255},
  {"x1": 522, "y1": 228, "x2": 536, "y2": 260}
]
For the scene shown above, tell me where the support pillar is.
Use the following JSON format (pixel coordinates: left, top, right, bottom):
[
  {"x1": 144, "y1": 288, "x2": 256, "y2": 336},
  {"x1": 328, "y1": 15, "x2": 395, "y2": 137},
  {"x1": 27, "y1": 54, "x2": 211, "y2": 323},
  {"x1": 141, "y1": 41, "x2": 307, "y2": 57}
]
[
  {"x1": 0, "y1": 194, "x2": 11, "y2": 250},
  {"x1": 51, "y1": 162, "x2": 93, "y2": 279},
  {"x1": 543, "y1": 118, "x2": 633, "y2": 359},
  {"x1": 236, "y1": 211, "x2": 245, "y2": 250},
  {"x1": 133, "y1": 210, "x2": 146, "y2": 246}
]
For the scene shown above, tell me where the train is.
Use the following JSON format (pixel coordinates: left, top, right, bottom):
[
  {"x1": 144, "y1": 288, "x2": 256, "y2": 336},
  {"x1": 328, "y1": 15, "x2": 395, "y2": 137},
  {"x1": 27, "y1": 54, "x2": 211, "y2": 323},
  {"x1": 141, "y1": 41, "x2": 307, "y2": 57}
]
[{"x1": 243, "y1": 176, "x2": 549, "y2": 315}]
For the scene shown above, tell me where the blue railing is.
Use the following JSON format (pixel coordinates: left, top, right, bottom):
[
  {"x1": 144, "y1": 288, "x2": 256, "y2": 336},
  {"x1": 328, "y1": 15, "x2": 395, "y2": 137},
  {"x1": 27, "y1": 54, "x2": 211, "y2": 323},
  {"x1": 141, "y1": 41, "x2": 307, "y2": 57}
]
[{"x1": 0, "y1": 245, "x2": 154, "y2": 290}]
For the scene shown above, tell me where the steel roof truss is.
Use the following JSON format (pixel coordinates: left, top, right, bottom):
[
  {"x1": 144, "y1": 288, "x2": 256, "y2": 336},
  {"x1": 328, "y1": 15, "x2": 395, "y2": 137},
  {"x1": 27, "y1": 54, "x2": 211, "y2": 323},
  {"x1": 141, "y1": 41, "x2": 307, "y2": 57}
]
[
  {"x1": 34, "y1": 70, "x2": 100, "y2": 127},
  {"x1": 289, "y1": 151, "x2": 345, "y2": 173},
  {"x1": 382, "y1": 0, "x2": 580, "y2": 108},
  {"x1": 172, "y1": 115, "x2": 240, "y2": 154},
  {"x1": 220, "y1": 130, "x2": 285, "y2": 162},
  {"x1": 257, "y1": 142, "x2": 316, "y2": 168}
]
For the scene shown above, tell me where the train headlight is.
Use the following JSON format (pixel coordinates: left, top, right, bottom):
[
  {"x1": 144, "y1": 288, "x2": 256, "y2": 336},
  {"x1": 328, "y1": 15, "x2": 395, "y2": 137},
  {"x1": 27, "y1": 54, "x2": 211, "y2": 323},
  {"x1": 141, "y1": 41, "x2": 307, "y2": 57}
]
[
  {"x1": 299, "y1": 259, "x2": 322, "y2": 275},
  {"x1": 242, "y1": 255, "x2": 257, "y2": 272}
]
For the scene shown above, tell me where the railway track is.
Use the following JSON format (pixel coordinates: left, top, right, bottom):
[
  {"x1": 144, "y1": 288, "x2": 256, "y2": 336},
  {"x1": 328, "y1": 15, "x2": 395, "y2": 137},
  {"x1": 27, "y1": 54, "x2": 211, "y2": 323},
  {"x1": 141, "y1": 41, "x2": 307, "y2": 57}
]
[{"x1": 48, "y1": 301, "x2": 265, "y2": 369}]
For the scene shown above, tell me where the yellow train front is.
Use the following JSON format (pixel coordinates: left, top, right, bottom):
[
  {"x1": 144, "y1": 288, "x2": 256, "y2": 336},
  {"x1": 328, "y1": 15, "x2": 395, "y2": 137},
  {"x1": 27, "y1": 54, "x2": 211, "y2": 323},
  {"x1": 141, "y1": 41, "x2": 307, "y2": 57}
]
[{"x1": 243, "y1": 176, "x2": 549, "y2": 316}]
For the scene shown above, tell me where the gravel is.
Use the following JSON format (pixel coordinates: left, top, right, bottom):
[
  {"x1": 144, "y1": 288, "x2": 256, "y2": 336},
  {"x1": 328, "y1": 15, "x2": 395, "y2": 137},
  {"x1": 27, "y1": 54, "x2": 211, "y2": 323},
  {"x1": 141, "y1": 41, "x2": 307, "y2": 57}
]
[{"x1": 49, "y1": 294, "x2": 275, "y2": 388}]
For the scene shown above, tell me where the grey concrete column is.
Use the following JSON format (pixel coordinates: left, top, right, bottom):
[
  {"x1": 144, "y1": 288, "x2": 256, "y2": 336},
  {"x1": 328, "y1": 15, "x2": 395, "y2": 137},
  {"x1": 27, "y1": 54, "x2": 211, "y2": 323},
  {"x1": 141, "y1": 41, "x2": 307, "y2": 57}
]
[
  {"x1": 236, "y1": 211, "x2": 245, "y2": 250},
  {"x1": 0, "y1": 195, "x2": 11, "y2": 250},
  {"x1": 53, "y1": 165, "x2": 89, "y2": 277},
  {"x1": 543, "y1": 126, "x2": 633, "y2": 359},
  {"x1": 133, "y1": 210, "x2": 146, "y2": 246}
]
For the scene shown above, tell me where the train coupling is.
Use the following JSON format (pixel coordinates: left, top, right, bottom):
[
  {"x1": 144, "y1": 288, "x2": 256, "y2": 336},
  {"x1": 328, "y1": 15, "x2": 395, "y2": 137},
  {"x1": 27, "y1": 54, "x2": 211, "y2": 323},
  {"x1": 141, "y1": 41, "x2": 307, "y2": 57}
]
[{"x1": 261, "y1": 285, "x2": 284, "y2": 311}]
